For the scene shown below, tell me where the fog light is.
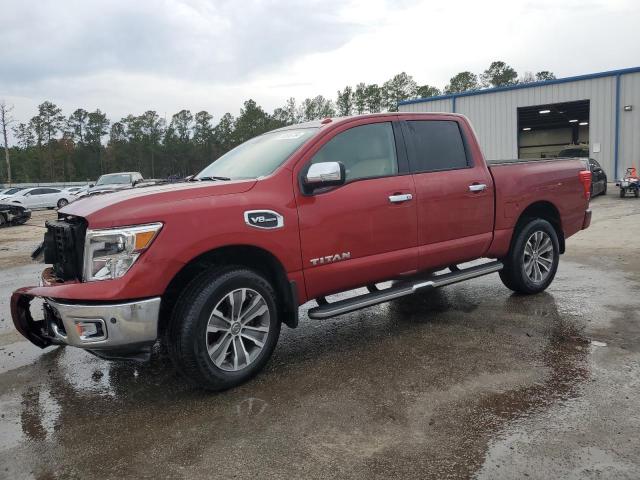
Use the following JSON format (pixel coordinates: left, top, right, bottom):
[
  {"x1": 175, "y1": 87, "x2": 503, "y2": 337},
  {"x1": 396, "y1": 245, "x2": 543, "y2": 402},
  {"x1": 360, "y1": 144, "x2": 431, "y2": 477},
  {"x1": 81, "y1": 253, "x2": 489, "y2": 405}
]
[{"x1": 74, "y1": 320, "x2": 106, "y2": 341}]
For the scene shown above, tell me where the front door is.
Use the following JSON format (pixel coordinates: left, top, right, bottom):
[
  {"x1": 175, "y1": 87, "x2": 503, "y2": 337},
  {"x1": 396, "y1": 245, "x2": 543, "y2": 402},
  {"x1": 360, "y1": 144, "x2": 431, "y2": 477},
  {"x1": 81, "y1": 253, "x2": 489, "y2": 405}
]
[{"x1": 296, "y1": 120, "x2": 418, "y2": 299}]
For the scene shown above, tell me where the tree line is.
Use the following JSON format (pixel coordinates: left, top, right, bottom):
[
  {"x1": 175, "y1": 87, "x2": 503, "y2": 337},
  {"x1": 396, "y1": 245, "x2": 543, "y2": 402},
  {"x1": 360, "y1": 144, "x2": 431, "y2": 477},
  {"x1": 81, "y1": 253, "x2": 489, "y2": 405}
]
[{"x1": 0, "y1": 61, "x2": 555, "y2": 184}]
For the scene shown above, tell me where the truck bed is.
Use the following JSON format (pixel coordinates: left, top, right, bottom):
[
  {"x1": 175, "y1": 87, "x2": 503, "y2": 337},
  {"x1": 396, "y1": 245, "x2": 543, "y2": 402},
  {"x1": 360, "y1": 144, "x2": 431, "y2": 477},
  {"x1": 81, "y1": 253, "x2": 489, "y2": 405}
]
[{"x1": 486, "y1": 157, "x2": 590, "y2": 258}]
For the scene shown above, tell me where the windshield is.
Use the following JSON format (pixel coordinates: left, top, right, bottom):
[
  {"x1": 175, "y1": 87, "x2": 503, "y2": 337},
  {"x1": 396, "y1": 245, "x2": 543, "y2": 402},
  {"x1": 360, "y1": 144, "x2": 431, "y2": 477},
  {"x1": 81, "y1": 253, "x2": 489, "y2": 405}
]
[
  {"x1": 196, "y1": 128, "x2": 318, "y2": 180},
  {"x1": 96, "y1": 174, "x2": 132, "y2": 185},
  {"x1": 3, "y1": 188, "x2": 22, "y2": 195}
]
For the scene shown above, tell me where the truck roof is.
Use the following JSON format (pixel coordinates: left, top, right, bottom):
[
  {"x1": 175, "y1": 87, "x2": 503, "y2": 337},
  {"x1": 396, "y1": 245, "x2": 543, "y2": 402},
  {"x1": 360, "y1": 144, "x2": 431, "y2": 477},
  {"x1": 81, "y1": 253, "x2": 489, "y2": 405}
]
[{"x1": 272, "y1": 112, "x2": 465, "y2": 132}]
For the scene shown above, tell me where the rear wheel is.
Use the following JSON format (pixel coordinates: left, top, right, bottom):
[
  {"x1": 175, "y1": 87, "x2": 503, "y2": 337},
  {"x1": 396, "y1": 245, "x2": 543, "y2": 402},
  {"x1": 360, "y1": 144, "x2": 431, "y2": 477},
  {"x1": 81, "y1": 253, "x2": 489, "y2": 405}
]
[
  {"x1": 635, "y1": 188, "x2": 639, "y2": 198},
  {"x1": 499, "y1": 218, "x2": 560, "y2": 294},
  {"x1": 620, "y1": 188, "x2": 626, "y2": 198},
  {"x1": 168, "y1": 267, "x2": 281, "y2": 391},
  {"x1": 0, "y1": 213, "x2": 6, "y2": 227}
]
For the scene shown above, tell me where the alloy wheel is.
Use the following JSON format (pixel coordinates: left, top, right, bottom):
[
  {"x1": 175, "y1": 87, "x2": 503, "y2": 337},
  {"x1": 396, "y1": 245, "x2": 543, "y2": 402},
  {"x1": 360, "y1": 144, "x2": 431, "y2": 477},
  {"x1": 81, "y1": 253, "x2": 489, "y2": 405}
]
[
  {"x1": 523, "y1": 231, "x2": 554, "y2": 283},
  {"x1": 205, "y1": 288, "x2": 270, "y2": 372}
]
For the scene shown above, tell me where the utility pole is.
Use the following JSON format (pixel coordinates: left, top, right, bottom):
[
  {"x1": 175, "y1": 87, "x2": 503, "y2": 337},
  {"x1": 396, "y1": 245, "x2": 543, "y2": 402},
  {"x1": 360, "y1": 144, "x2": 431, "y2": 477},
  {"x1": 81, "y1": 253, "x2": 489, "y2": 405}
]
[{"x1": 0, "y1": 101, "x2": 14, "y2": 185}]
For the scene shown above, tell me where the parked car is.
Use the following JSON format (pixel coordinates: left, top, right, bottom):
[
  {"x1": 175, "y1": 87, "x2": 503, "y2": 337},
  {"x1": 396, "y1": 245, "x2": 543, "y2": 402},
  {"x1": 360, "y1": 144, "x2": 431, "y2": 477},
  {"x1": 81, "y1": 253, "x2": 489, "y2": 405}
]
[
  {"x1": 558, "y1": 148, "x2": 607, "y2": 197},
  {"x1": 84, "y1": 172, "x2": 144, "y2": 196},
  {"x1": 0, "y1": 187, "x2": 25, "y2": 196},
  {"x1": 0, "y1": 203, "x2": 31, "y2": 227},
  {"x1": 11, "y1": 113, "x2": 592, "y2": 391},
  {"x1": 587, "y1": 158, "x2": 608, "y2": 196},
  {"x1": 65, "y1": 185, "x2": 89, "y2": 195},
  {"x1": 0, "y1": 187, "x2": 74, "y2": 209}
]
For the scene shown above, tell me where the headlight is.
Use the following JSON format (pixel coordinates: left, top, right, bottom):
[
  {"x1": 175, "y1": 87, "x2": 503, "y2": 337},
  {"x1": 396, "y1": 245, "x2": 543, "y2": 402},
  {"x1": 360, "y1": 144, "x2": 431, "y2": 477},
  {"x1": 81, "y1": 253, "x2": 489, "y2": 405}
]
[{"x1": 83, "y1": 223, "x2": 162, "y2": 281}]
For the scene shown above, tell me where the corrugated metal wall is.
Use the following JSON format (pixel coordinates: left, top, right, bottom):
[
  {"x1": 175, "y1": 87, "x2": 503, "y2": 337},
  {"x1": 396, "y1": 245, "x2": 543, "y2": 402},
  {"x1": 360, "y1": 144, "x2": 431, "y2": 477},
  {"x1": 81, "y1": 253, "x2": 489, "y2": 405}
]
[
  {"x1": 619, "y1": 72, "x2": 640, "y2": 174},
  {"x1": 398, "y1": 73, "x2": 639, "y2": 177},
  {"x1": 401, "y1": 98, "x2": 453, "y2": 114}
]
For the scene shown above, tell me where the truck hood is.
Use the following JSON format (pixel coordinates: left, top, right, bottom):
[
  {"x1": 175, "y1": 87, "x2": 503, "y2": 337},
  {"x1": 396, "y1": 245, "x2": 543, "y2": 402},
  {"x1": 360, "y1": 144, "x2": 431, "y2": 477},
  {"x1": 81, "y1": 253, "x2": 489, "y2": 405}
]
[{"x1": 60, "y1": 179, "x2": 257, "y2": 227}]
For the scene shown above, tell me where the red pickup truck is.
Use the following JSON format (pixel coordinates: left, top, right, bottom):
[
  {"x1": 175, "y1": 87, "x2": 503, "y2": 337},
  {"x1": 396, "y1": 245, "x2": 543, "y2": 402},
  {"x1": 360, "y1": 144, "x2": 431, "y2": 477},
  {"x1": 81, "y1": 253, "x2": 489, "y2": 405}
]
[{"x1": 11, "y1": 113, "x2": 592, "y2": 390}]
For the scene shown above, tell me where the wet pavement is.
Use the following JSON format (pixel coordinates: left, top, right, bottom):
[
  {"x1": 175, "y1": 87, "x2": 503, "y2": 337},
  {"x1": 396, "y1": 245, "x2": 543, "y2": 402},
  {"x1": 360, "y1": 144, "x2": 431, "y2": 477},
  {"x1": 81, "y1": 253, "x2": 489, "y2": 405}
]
[{"x1": 1, "y1": 192, "x2": 639, "y2": 479}]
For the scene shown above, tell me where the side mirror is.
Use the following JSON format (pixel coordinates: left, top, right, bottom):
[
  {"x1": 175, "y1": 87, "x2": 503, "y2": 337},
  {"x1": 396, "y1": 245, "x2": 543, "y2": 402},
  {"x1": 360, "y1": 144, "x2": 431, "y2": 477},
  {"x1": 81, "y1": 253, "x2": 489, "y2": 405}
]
[
  {"x1": 89, "y1": 183, "x2": 95, "y2": 187},
  {"x1": 304, "y1": 162, "x2": 345, "y2": 191}
]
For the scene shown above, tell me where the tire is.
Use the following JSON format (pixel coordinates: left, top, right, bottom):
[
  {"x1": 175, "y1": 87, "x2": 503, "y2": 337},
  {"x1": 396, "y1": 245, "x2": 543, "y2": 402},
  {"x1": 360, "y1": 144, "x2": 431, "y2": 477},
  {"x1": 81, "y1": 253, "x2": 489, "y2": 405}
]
[
  {"x1": 499, "y1": 218, "x2": 560, "y2": 295},
  {"x1": 602, "y1": 182, "x2": 607, "y2": 196},
  {"x1": 0, "y1": 213, "x2": 6, "y2": 227},
  {"x1": 168, "y1": 266, "x2": 281, "y2": 391},
  {"x1": 57, "y1": 198, "x2": 69, "y2": 208},
  {"x1": 620, "y1": 188, "x2": 626, "y2": 198},
  {"x1": 635, "y1": 189, "x2": 639, "y2": 198}
]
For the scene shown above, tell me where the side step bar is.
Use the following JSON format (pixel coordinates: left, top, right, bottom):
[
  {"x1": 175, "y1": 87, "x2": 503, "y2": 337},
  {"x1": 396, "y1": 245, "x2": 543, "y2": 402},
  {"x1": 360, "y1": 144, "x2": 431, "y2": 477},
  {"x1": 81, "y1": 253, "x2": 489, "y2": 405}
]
[{"x1": 307, "y1": 261, "x2": 503, "y2": 320}]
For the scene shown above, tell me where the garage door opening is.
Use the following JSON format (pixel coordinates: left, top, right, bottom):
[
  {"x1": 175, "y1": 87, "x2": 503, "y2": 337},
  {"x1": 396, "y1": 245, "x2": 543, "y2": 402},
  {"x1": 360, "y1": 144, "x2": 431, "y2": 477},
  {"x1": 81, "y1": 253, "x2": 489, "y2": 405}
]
[{"x1": 517, "y1": 100, "x2": 590, "y2": 159}]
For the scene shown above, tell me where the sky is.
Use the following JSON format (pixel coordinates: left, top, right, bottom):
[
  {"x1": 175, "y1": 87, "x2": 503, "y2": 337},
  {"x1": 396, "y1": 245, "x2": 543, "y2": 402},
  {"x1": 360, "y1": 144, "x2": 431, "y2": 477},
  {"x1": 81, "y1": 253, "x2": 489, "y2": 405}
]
[{"x1": 1, "y1": 0, "x2": 639, "y2": 130}]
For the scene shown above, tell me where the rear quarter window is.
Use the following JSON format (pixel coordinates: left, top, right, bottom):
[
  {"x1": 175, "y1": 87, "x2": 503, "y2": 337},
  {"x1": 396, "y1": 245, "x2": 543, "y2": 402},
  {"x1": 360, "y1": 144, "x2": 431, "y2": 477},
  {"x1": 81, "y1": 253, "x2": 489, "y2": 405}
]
[{"x1": 405, "y1": 120, "x2": 469, "y2": 173}]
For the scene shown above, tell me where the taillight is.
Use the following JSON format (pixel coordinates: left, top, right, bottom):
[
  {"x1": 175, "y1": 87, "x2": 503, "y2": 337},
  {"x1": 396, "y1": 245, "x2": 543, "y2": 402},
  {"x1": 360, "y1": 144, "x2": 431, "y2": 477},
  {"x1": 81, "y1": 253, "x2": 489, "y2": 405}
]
[{"x1": 579, "y1": 170, "x2": 592, "y2": 200}]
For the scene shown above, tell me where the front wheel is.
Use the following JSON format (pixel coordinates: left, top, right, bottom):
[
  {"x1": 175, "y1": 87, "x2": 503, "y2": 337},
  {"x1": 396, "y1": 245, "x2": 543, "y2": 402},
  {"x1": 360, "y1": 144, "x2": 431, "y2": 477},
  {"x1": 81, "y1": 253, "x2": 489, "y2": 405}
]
[
  {"x1": 499, "y1": 218, "x2": 560, "y2": 294},
  {"x1": 168, "y1": 267, "x2": 281, "y2": 391},
  {"x1": 57, "y1": 198, "x2": 69, "y2": 208},
  {"x1": 620, "y1": 188, "x2": 626, "y2": 198}
]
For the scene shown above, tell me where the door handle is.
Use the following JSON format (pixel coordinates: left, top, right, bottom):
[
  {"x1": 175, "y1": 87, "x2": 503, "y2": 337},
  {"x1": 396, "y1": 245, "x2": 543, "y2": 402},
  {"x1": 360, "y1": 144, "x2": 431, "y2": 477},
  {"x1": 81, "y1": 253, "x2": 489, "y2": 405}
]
[
  {"x1": 388, "y1": 193, "x2": 413, "y2": 203},
  {"x1": 468, "y1": 183, "x2": 487, "y2": 192}
]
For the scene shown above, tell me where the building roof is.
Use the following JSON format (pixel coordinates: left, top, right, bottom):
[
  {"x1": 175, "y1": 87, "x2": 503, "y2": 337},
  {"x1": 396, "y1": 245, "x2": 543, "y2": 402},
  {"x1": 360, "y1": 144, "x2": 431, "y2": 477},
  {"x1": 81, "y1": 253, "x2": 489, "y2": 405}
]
[{"x1": 399, "y1": 66, "x2": 640, "y2": 107}]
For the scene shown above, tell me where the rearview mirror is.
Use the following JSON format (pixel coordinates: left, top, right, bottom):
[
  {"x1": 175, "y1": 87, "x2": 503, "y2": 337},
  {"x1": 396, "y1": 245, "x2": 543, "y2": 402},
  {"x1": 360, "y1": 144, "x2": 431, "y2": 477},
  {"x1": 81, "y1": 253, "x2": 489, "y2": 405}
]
[{"x1": 304, "y1": 162, "x2": 345, "y2": 191}]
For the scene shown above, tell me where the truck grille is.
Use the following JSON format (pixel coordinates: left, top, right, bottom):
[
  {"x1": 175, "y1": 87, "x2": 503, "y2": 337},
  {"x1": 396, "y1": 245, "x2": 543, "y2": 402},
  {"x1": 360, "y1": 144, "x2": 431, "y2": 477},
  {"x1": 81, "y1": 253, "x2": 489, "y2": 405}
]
[{"x1": 43, "y1": 218, "x2": 87, "y2": 281}]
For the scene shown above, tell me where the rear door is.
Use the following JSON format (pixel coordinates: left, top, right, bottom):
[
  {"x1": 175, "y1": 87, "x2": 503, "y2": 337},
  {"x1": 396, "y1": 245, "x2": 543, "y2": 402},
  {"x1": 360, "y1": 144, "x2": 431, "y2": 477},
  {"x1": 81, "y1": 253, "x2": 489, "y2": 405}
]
[
  {"x1": 400, "y1": 116, "x2": 494, "y2": 271},
  {"x1": 296, "y1": 119, "x2": 418, "y2": 299},
  {"x1": 43, "y1": 188, "x2": 62, "y2": 207}
]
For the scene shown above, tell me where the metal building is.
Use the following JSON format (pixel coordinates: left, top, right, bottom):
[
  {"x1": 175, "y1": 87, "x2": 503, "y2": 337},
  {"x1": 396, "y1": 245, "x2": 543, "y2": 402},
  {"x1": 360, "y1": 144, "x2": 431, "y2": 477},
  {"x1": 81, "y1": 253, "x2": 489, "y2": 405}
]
[{"x1": 398, "y1": 66, "x2": 640, "y2": 178}]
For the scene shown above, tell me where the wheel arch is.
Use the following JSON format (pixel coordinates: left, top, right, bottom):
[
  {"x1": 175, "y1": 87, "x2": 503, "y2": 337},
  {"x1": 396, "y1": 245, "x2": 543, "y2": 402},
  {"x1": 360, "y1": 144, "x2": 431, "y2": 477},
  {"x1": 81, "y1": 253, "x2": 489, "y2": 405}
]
[
  {"x1": 513, "y1": 201, "x2": 565, "y2": 254},
  {"x1": 159, "y1": 245, "x2": 299, "y2": 336}
]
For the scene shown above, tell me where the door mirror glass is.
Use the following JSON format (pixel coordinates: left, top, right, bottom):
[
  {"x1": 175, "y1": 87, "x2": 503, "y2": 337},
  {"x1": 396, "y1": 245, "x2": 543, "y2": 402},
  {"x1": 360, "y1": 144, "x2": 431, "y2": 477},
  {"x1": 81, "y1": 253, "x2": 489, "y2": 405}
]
[{"x1": 304, "y1": 162, "x2": 345, "y2": 190}]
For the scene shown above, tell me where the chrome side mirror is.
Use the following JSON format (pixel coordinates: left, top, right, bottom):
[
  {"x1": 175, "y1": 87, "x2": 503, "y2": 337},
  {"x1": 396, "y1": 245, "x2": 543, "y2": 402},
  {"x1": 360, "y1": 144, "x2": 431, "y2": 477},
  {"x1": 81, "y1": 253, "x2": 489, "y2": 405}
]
[{"x1": 304, "y1": 162, "x2": 345, "y2": 191}]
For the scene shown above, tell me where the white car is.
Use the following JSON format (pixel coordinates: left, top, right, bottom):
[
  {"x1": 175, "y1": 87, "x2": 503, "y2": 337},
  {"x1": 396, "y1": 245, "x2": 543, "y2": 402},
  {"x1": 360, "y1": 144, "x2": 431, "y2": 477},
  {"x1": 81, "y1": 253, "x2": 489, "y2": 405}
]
[
  {"x1": 0, "y1": 187, "x2": 74, "y2": 209},
  {"x1": 0, "y1": 187, "x2": 25, "y2": 197},
  {"x1": 65, "y1": 185, "x2": 89, "y2": 196}
]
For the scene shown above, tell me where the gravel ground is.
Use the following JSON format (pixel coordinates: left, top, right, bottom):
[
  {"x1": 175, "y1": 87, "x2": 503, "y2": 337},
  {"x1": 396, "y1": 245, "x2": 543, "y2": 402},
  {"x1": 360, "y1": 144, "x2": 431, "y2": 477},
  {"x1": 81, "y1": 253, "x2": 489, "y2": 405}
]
[{"x1": 0, "y1": 190, "x2": 639, "y2": 480}]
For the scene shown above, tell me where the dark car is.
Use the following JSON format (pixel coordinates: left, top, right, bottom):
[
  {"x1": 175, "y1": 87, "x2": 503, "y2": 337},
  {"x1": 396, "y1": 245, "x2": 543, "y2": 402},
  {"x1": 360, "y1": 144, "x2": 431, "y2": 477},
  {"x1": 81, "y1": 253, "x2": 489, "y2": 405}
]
[
  {"x1": 587, "y1": 158, "x2": 607, "y2": 196},
  {"x1": 558, "y1": 147, "x2": 607, "y2": 197}
]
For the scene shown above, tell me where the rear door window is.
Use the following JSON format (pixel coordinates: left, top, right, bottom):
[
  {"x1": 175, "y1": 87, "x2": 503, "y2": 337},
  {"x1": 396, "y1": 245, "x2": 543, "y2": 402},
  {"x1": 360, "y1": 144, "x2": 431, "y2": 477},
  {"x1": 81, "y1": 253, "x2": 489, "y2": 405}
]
[{"x1": 404, "y1": 120, "x2": 469, "y2": 173}]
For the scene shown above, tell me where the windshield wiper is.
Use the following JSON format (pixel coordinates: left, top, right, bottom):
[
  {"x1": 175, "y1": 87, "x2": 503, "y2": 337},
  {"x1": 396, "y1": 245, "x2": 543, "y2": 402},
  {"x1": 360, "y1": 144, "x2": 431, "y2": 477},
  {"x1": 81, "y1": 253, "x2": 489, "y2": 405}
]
[{"x1": 193, "y1": 176, "x2": 232, "y2": 182}]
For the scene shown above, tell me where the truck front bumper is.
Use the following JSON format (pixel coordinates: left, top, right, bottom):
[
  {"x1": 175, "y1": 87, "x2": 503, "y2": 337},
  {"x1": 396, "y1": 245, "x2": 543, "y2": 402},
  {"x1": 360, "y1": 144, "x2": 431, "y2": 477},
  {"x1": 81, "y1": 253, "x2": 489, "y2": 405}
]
[{"x1": 11, "y1": 291, "x2": 161, "y2": 361}]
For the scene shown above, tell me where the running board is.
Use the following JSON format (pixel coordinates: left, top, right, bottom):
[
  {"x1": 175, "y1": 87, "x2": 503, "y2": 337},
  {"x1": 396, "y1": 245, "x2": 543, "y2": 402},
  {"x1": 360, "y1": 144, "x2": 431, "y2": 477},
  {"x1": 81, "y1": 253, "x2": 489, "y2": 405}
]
[{"x1": 307, "y1": 261, "x2": 503, "y2": 320}]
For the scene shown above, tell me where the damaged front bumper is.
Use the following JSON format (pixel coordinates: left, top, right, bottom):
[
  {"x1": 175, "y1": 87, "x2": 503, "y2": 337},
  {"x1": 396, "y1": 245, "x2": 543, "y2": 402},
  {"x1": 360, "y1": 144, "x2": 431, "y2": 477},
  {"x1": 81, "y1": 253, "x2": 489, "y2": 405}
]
[{"x1": 11, "y1": 288, "x2": 161, "y2": 361}]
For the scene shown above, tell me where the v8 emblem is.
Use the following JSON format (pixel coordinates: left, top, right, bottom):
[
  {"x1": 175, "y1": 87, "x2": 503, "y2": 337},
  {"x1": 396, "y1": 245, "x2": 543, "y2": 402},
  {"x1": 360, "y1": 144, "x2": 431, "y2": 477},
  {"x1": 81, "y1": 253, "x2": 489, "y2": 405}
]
[{"x1": 244, "y1": 210, "x2": 284, "y2": 230}]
